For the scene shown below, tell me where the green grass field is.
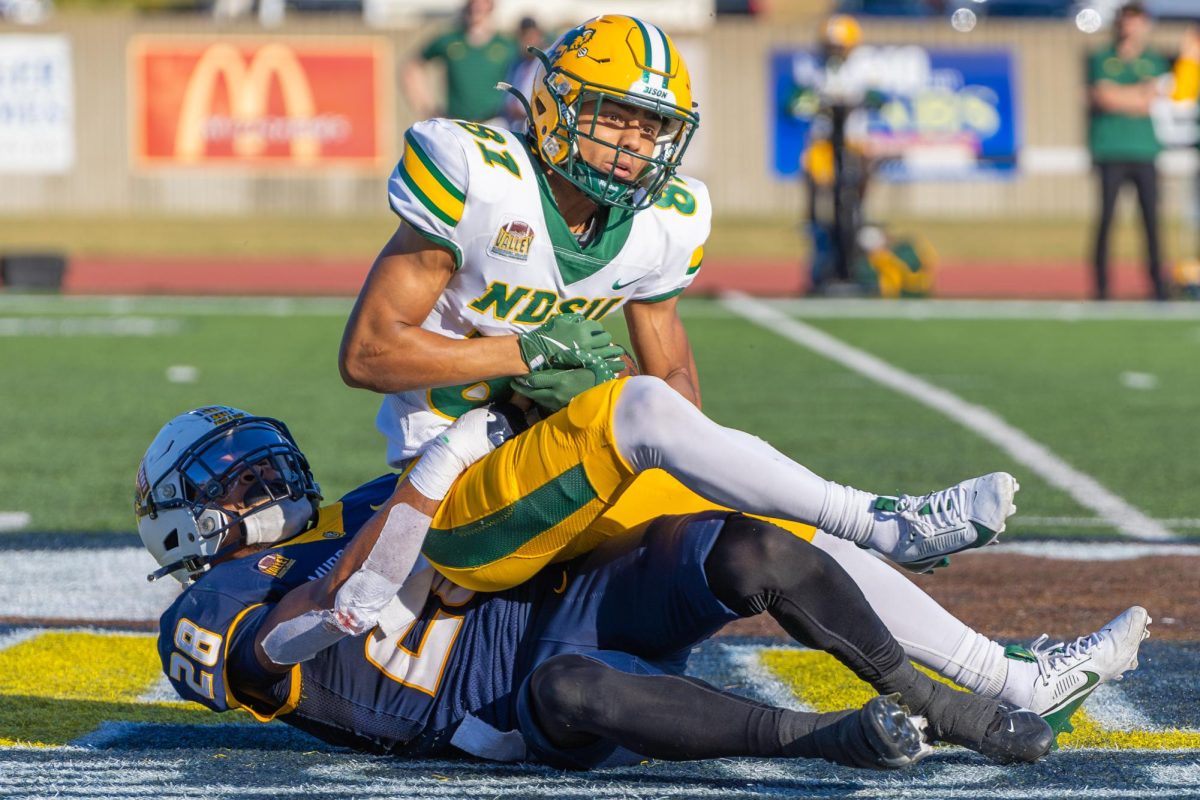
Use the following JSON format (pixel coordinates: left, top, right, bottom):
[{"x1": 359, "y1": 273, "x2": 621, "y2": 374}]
[
  {"x1": 1, "y1": 296, "x2": 1196, "y2": 537},
  {"x1": 0, "y1": 214, "x2": 1187, "y2": 264}
]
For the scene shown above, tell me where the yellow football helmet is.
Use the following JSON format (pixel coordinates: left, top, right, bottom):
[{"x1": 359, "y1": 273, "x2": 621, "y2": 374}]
[
  {"x1": 822, "y1": 15, "x2": 863, "y2": 52},
  {"x1": 524, "y1": 15, "x2": 700, "y2": 211}
]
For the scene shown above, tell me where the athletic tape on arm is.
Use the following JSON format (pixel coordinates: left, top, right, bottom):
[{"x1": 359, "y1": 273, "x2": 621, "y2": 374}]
[
  {"x1": 260, "y1": 504, "x2": 433, "y2": 664},
  {"x1": 261, "y1": 609, "x2": 346, "y2": 666},
  {"x1": 332, "y1": 504, "x2": 432, "y2": 635}
]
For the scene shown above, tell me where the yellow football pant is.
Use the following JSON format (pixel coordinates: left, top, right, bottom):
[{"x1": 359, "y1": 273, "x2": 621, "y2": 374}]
[{"x1": 423, "y1": 377, "x2": 816, "y2": 592}]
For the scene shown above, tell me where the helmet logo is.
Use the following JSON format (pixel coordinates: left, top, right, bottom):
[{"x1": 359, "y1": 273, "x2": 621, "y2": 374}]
[
  {"x1": 193, "y1": 406, "x2": 249, "y2": 427},
  {"x1": 558, "y1": 27, "x2": 595, "y2": 56}
]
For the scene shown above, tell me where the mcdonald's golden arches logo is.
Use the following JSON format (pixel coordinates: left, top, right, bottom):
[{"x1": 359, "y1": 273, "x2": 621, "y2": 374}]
[{"x1": 130, "y1": 36, "x2": 393, "y2": 169}]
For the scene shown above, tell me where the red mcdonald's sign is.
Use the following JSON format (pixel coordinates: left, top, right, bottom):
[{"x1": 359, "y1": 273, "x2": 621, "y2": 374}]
[{"x1": 130, "y1": 36, "x2": 392, "y2": 169}]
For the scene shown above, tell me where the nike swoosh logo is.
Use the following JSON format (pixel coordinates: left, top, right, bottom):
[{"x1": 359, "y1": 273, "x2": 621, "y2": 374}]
[
  {"x1": 612, "y1": 277, "x2": 642, "y2": 290},
  {"x1": 369, "y1": 502, "x2": 385, "y2": 511},
  {"x1": 1049, "y1": 670, "x2": 1100, "y2": 714}
]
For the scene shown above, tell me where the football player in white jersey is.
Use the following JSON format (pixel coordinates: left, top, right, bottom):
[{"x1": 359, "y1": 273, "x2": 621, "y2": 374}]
[{"x1": 338, "y1": 14, "x2": 1147, "y2": 743}]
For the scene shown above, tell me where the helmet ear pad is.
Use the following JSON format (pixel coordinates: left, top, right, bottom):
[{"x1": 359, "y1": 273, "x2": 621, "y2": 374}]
[{"x1": 137, "y1": 505, "x2": 231, "y2": 583}]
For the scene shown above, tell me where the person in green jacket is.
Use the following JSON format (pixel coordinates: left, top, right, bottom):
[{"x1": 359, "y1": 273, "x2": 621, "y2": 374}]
[
  {"x1": 403, "y1": 0, "x2": 517, "y2": 124},
  {"x1": 1088, "y1": 2, "x2": 1170, "y2": 300}
]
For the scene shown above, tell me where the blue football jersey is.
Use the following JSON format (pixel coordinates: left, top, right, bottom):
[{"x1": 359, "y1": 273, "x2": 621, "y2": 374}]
[{"x1": 157, "y1": 473, "x2": 547, "y2": 755}]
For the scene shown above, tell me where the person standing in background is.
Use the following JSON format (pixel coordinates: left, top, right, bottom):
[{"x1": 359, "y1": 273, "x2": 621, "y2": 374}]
[
  {"x1": 403, "y1": 0, "x2": 517, "y2": 124},
  {"x1": 1087, "y1": 2, "x2": 1170, "y2": 301},
  {"x1": 1170, "y1": 24, "x2": 1200, "y2": 291},
  {"x1": 503, "y1": 17, "x2": 547, "y2": 133}
]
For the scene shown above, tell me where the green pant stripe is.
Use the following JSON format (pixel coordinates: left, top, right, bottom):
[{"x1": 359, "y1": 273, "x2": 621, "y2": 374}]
[{"x1": 423, "y1": 464, "x2": 597, "y2": 569}]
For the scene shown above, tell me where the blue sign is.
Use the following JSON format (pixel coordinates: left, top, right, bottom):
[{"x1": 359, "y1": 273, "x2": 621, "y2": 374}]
[{"x1": 771, "y1": 47, "x2": 1019, "y2": 181}]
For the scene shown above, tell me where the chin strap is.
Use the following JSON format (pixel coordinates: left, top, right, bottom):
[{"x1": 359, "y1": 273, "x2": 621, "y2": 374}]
[{"x1": 147, "y1": 553, "x2": 208, "y2": 583}]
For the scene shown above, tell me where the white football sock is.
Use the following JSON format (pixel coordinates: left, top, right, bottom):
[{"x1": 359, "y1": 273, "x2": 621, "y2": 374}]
[
  {"x1": 810, "y1": 531, "x2": 1010, "y2": 697},
  {"x1": 611, "y1": 377, "x2": 1020, "y2": 699},
  {"x1": 995, "y1": 654, "x2": 1042, "y2": 708},
  {"x1": 613, "y1": 377, "x2": 885, "y2": 545}
]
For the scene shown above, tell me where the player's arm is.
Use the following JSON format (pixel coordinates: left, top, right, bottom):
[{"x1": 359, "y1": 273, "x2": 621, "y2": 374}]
[
  {"x1": 1092, "y1": 79, "x2": 1157, "y2": 115},
  {"x1": 339, "y1": 222, "x2": 529, "y2": 394},
  {"x1": 624, "y1": 296, "x2": 701, "y2": 408},
  {"x1": 402, "y1": 34, "x2": 448, "y2": 121},
  {"x1": 249, "y1": 480, "x2": 438, "y2": 674},
  {"x1": 249, "y1": 408, "x2": 499, "y2": 673}
]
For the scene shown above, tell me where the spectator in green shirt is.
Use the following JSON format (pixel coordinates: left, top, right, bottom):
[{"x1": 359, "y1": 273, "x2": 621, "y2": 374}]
[
  {"x1": 403, "y1": 0, "x2": 518, "y2": 124},
  {"x1": 1087, "y1": 2, "x2": 1170, "y2": 301}
]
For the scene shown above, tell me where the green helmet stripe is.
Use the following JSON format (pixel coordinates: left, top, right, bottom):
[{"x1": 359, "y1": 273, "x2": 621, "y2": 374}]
[
  {"x1": 633, "y1": 18, "x2": 673, "y2": 90},
  {"x1": 632, "y1": 17, "x2": 656, "y2": 75}
]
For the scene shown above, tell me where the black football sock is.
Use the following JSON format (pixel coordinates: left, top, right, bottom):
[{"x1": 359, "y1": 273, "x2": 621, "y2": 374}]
[
  {"x1": 528, "y1": 654, "x2": 897, "y2": 768},
  {"x1": 705, "y1": 514, "x2": 999, "y2": 745},
  {"x1": 873, "y1": 659, "x2": 998, "y2": 746}
]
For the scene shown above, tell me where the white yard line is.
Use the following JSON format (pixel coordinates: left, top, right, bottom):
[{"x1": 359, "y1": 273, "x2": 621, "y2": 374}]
[
  {"x1": 0, "y1": 512, "x2": 30, "y2": 531},
  {"x1": 720, "y1": 293, "x2": 1176, "y2": 542},
  {"x1": 0, "y1": 317, "x2": 183, "y2": 336},
  {"x1": 1019, "y1": 516, "x2": 1200, "y2": 531},
  {"x1": 0, "y1": 547, "x2": 180, "y2": 621},
  {"x1": 751, "y1": 298, "x2": 1200, "y2": 322},
  {"x1": 0, "y1": 296, "x2": 352, "y2": 316},
  {"x1": 718, "y1": 643, "x2": 812, "y2": 712},
  {"x1": 991, "y1": 540, "x2": 1200, "y2": 561}
]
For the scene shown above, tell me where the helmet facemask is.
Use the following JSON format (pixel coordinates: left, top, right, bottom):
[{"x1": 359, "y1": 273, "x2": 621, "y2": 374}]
[{"x1": 532, "y1": 54, "x2": 699, "y2": 211}]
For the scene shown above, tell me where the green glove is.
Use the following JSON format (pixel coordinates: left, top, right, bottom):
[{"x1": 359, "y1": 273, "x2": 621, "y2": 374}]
[
  {"x1": 512, "y1": 347, "x2": 624, "y2": 413},
  {"x1": 517, "y1": 313, "x2": 625, "y2": 372}
]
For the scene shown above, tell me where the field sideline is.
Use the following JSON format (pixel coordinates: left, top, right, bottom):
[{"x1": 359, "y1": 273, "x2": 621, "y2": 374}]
[{"x1": 2, "y1": 295, "x2": 1198, "y2": 797}]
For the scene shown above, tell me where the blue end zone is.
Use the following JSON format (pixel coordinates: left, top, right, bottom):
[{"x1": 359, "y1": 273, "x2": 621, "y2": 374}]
[{"x1": 1119, "y1": 642, "x2": 1200, "y2": 730}]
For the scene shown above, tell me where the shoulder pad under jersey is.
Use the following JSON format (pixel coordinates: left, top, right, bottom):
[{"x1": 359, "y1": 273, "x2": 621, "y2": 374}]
[
  {"x1": 388, "y1": 118, "x2": 473, "y2": 267},
  {"x1": 628, "y1": 174, "x2": 713, "y2": 304}
]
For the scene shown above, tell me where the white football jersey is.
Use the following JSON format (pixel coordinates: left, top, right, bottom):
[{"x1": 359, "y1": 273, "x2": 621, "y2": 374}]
[{"x1": 378, "y1": 118, "x2": 711, "y2": 465}]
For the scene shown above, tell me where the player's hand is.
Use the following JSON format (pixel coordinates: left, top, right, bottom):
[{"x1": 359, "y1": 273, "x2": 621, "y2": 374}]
[
  {"x1": 517, "y1": 313, "x2": 626, "y2": 372},
  {"x1": 408, "y1": 406, "x2": 505, "y2": 501},
  {"x1": 512, "y1": 347, "x2": 623, "y2": 413}
]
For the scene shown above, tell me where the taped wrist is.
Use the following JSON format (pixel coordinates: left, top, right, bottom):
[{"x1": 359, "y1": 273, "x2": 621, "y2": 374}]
[
  {"x1": 408, "y1": 408, "x2": 499, "y2": 501},
  {"x1": 330, "y1": 504, "x2": 432, "y2": 635},
  {"x1": 332, "y1": 567, "x2": 396, "y2": 635},
  {"x1": 260, "y1": 609, "x2": 347, "y2": 666}
]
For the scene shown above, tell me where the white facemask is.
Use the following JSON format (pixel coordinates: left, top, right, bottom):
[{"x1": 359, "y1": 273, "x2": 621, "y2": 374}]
[{"x1": 241, "y1": 497, "x2": 314, "y2": 545}]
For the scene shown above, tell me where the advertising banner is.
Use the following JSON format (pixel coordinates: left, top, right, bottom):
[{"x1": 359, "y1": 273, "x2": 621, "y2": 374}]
[
  {"x1": 772, "y1": 46, "x2": 1018, "y2": 182},
  {"x1": 130, "y1": 36, "x2": 393, "y2": 170},
  {"x1": 0, "y1": 35, "x2": 75, "y2": 174}
]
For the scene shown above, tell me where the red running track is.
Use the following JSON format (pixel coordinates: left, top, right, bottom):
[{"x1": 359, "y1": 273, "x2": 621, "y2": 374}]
[{"x1": 42, "y1": 255, "x2": 1166, "y2": 300}]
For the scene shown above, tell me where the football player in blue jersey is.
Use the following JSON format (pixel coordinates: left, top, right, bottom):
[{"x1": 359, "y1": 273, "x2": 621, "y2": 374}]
[{"x1": 137, "y1": 405, "x2": 1061, "y2": 769}]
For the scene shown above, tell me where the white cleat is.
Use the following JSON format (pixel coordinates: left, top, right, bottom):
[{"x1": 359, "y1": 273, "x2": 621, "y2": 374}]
[
  {"x1": 1004, "y1": 606, "x2": 1151, "y2": 742},
  {"x1": 872, "y1": 472, "x2": 1019, "y2": 572}
]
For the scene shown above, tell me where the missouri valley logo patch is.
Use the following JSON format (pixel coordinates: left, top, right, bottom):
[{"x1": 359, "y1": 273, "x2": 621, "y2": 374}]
[
  {"x1": 257, "y1": 553, "x2": 295, "y2": 578},
  {"x1": 488, "y1": 219, "x2": 535, "y2": 262}
]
